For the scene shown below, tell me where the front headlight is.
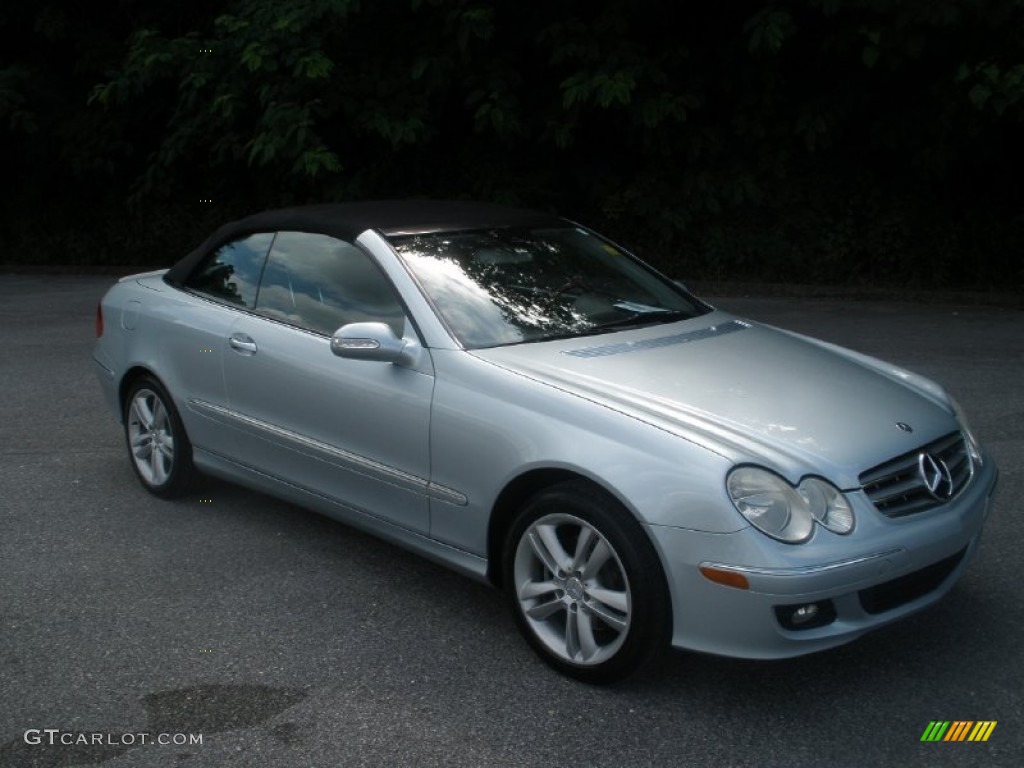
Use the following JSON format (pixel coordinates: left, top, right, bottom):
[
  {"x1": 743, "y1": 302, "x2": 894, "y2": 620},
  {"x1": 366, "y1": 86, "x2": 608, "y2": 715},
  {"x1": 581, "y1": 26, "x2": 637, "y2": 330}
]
[
  {"x1": 949, "y1": 395, "x2": 983, "y2": 466},
  {"x1": 797, "y1": 477, "x2": 854, "y2": 534},
  {"x1": 727, "y1": 468, "x2": 854, "y2": 543},
  {"x1": 727, "y1": 468, "x2": 813, "y2": 543}
]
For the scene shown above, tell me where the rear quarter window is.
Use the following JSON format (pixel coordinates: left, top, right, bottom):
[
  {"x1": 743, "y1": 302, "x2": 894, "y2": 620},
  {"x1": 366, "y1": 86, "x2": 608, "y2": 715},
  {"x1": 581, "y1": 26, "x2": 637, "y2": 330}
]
[{"x1": 185, "y1": 233, "x2": 275, "y2": 308}]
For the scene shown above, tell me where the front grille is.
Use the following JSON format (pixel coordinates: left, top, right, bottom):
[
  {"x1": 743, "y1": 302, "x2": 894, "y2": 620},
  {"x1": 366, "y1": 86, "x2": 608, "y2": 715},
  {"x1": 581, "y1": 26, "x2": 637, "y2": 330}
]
[
  {"x1": 858, "y1": 547, "x2": 967, "y2": 615},
  {"x1": 859, "y1": 432, "x2": 971, "y2": 517}
]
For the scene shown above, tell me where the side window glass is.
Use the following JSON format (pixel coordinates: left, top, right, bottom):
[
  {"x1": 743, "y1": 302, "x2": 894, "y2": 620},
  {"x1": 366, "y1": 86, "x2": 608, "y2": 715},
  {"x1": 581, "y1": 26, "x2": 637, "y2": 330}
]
[
  {"x1": 256, "y1": 232, "x2": 406, "y2": 336},
  {"x1": 185, "y1": 233, "x2": 274, "y2": 308}
]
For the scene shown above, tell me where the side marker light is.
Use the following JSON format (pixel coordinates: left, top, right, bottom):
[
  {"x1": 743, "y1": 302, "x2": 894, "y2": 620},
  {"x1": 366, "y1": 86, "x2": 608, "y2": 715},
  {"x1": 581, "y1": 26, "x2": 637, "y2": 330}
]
[{"x1": 699, "y1": 566, "x2": 750, "y2": 590}]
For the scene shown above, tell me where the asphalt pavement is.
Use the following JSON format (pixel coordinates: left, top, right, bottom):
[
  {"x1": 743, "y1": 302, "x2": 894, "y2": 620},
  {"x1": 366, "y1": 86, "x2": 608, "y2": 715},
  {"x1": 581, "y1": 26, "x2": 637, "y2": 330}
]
[{"x1": 1, "y1": 274, "x2": 1021, "y2": 767}]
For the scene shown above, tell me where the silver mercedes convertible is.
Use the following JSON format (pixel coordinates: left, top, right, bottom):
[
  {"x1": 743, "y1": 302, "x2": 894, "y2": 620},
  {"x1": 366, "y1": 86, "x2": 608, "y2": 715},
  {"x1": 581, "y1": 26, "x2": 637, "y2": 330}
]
[{"x1": 93, "y1": 201, "x2": 998, "y2": 682}]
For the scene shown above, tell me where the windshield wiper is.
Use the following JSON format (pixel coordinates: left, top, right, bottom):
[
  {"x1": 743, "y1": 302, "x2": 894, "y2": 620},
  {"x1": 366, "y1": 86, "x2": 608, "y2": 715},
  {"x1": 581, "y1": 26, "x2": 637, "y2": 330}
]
[{"x1": 590, "y1": 308, "x2": 692, "y2": 331}]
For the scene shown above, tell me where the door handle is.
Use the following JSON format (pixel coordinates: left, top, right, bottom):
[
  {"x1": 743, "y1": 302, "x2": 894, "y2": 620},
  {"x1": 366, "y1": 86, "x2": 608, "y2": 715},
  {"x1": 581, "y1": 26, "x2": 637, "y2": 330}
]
[{"x1": 229, "y1": 334, "x2": 257, "y2": 354}]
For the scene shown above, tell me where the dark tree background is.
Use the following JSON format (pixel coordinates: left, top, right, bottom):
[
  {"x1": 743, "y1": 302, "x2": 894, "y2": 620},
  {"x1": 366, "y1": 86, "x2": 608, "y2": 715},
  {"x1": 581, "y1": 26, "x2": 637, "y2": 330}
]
[{"x1": 2, "y1": 0, "x2": 1022, "y2": 291}]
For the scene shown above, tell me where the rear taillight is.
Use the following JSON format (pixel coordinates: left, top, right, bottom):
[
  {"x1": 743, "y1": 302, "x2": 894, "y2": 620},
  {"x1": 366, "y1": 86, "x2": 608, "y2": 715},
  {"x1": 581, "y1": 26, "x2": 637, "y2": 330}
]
[{"x1": 95, "y1": 303, "x2": 104, "y2": 338}]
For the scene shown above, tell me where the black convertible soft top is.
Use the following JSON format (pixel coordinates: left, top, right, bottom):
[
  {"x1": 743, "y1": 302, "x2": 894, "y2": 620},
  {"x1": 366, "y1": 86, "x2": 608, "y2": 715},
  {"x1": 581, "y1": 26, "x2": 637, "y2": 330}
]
[{"x1": 164, "y1": 200, "x2": 566, "y2": 286}]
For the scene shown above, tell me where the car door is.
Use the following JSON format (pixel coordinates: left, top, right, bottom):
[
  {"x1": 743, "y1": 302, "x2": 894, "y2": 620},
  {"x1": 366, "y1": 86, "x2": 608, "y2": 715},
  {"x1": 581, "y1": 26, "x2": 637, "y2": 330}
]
[
  {"x1": 220, "y1": 230, "x2": 433, "y2": 534},
  {"x1": 171, "y1": 232, "x2": 275, "y2": 457}
]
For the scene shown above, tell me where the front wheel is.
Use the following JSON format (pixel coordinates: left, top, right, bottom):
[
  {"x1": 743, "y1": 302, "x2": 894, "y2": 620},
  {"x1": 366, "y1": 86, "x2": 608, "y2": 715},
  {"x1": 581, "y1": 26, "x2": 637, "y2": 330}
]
[
  {"x1": 123, "y1": 376, "x2": 197, "y2": 498},
  {"x1": 504, "y1": 481, "x2": 670, "y2": 683}
]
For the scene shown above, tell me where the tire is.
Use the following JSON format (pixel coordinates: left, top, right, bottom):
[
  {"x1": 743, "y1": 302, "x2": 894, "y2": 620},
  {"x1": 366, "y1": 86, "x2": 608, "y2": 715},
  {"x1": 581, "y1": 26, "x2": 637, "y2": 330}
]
[
  {"x1": 123, "y1": 375, "x2": 197, "y2": 498},
  {"x1": 503, "y1": 481, "x2": 670, "y2": 684}
]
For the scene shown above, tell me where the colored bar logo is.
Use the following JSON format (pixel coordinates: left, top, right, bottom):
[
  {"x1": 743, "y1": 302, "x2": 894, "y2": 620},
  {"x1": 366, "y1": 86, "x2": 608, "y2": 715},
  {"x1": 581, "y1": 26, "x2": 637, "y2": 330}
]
[{"x1": 920, "y1": 721, "x2": 997, "y2": 742}]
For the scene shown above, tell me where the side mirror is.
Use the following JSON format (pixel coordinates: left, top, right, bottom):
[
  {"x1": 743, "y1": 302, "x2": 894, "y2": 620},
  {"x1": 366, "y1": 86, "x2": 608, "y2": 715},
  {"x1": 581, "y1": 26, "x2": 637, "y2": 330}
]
[{"x1": 330, "y1": 322, "x2": 420, "y2": 366}]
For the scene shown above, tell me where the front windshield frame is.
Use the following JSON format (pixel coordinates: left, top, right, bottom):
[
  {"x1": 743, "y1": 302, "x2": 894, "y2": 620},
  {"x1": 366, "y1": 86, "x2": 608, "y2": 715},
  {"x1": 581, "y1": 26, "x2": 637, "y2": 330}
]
[{"x1": 386, "y1": 223, "x2": 712, "y2": 350}]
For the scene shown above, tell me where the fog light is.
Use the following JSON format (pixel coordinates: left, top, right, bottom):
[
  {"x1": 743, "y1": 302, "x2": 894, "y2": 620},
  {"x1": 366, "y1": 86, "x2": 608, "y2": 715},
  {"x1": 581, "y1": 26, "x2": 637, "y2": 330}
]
[
  {"x1": 774, "y1": 600, "x2": 836, "y2": 631},
  {"x1": 792, "y1": 604, "x2": 818, "y2": 624}
]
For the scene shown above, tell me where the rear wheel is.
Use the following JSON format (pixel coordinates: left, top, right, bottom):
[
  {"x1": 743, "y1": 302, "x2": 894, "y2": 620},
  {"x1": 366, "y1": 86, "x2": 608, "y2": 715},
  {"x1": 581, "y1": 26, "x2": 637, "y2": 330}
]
[
  {"x1": 123, "y1": 376, "x2": 197, "y2": 498},
  {"x1": 504, "y1": 481, "x2": 670, "y2": 683}
]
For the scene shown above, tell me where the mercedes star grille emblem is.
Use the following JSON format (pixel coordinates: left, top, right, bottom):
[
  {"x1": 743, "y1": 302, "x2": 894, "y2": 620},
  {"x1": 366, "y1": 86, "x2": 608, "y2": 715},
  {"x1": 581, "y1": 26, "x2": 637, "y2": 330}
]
[{"x1": 918, "y1": 453, "x2": 954, "y2": 500}]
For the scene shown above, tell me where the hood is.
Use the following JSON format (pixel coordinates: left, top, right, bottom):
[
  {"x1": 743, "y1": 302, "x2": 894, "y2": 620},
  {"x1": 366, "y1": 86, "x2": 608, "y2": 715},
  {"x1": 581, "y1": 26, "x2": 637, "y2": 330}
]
[{"x1": 471, "y1": 311, "x2": 957, "y2": 489}]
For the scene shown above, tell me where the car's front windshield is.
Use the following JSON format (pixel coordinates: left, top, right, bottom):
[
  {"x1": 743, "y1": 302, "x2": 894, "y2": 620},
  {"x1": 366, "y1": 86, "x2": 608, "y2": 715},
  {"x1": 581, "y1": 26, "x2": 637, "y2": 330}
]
[{"x1": 388, "y1": 226, "x2": 709, "y2": 349}]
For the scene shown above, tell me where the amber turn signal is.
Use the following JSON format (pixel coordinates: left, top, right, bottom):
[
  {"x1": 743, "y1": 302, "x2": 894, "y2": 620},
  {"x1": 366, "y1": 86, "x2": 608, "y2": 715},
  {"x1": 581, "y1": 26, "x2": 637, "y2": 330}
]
[{"x1": 699, "y1": 566, "x2": 750, "y2": 590}]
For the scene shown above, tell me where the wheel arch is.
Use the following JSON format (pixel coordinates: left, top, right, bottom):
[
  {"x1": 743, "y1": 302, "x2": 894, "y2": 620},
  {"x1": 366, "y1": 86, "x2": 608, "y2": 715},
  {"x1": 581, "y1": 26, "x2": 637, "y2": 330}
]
[
  {"x1": 486, "y1": 467, "x2": 643, "y2": 588},
  {"x1": 118, "y1": 366, "x2": 167, "y2": 420}
]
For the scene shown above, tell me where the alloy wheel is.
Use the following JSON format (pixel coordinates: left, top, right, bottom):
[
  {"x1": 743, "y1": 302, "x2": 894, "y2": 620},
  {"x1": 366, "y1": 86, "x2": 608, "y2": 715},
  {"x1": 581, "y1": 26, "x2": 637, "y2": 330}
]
[
  {"x1": 513, "y1": 513, "x2": 632, "y2": 666},
  {"x1": 127, "y1": 388, "x2": 175, "y2": 487}
]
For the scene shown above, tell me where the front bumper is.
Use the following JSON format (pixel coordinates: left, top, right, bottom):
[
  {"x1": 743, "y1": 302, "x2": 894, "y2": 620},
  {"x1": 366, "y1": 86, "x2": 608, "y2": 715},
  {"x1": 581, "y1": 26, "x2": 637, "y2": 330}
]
[{"x1": 647, "y1": 456, "x2": 999, "y2": 659}]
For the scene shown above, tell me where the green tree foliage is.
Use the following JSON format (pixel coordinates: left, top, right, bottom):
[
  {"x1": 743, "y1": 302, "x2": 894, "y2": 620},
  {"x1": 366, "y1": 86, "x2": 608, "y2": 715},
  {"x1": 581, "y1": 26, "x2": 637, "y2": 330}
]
[{"x1": 2, "y1": 0, "x2": 1022, "y2": 289}]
